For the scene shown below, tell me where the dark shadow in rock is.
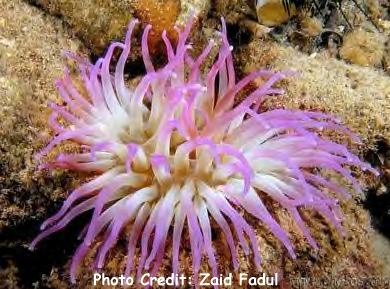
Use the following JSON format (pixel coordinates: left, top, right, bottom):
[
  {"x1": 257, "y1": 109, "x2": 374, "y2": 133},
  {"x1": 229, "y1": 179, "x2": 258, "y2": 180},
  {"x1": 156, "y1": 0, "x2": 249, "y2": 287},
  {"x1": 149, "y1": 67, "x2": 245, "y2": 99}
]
[
  {"x1": 364, "y1": 188, "x2": 390, "y2": 239},
  {"x1": 226, "y1": 23, "x2": 252, "y2": 48},
  {"x1": 363, "y1": 138, "x2": 390, "y2": 239},
  {"x1": 0, "y1": 213, "x2": 90, "y2": 288}
]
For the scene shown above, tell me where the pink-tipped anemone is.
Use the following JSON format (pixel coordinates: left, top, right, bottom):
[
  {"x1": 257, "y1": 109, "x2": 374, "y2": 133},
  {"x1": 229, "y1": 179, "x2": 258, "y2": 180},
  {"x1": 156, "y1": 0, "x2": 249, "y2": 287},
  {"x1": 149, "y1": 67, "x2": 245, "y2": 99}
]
[{"x1": 30, "y1": 17, "x2": 377, "y2": 284}]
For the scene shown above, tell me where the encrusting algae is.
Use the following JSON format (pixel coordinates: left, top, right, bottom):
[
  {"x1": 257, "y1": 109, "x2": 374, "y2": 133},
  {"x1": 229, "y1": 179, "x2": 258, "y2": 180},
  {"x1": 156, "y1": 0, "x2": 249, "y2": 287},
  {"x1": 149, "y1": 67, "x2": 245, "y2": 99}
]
[
  {"x1": 0, "y1": 1, "x2": 389, "y2": 289},
  {"x1": 236, "y1": 38, "x2": 390, "y2": 147},
  {"x1": 0, "y1": 0, "x2": 87, "y2": 232},
  {"x1": 340, "y1": 29, "x2": 386, "y2": 67},
  {"x1": 27, "y1": 0, "x2": 136, "y2": 55}
]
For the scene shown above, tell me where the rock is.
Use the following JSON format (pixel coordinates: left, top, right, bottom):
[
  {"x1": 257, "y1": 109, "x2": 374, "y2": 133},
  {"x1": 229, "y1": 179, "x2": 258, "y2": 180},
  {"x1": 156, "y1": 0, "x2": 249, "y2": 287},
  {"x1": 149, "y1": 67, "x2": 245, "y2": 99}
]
[
  {"x1": 0, "y1": 1, "x2": 389, "y2": 288},
  {"x1": 177, "y1": 0, "x2": 211, "y2": 26},
  {"x1": 27, "y1": 0, "x2": 136, "y2": 55},
  {"x1": 300, "y1": 16, "x2": 323, "y2": 37},
  {"x1": 0, "y1": 1, "x2": 87, "y2": 286},
  {"x1": 0, "y1": 0, "x2": 86, "y2": 232},
  {"x1": 27, "y1": 0, "x2": 211, "y2": 57},
  {"x1": 235, "y1": 38, "x2": 390, "y2": 147},
  {"x1": 340, "y1": 29, "x2": 386, "y2": 67},
  {"x1": 213, "y1": 0, "x2": 254, "y2": 24},
  {"x1": 130, "y1": 0, "x2": 181, "y2": 55},
  {"x1": 256, "y1": 0, "x2": 296, "y2": 26}
]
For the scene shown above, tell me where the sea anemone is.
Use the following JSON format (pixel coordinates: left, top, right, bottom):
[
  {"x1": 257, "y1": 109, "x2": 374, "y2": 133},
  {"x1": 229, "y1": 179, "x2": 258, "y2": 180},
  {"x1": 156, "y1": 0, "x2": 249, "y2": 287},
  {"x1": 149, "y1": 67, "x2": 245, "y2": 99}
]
[{"x1": 30, "y1": 17, "x2": 377, "y2": 284}]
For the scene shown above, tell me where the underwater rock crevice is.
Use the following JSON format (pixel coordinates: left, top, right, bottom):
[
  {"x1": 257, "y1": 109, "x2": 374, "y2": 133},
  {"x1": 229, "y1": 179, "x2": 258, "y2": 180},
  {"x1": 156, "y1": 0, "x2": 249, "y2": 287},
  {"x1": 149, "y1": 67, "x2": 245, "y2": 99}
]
[
  {"x1": 363, "y1": 138, "x2": 390, "y2": 239},
  {"x1": 0, "y1": 216, "x2": 86, "y2": 289}
]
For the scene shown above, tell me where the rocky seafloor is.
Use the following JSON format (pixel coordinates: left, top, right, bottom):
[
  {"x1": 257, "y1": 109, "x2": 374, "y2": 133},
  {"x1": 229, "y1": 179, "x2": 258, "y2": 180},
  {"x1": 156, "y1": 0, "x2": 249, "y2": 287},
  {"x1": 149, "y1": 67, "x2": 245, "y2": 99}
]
[{"x1": 0, "y1": 0, "x2": 389, "y2": 288}]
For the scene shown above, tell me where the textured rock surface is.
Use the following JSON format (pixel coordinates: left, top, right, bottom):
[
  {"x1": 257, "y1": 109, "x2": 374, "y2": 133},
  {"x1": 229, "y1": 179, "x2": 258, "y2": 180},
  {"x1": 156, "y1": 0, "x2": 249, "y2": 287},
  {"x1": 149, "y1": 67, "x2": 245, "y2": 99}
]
[
  {"x1": 235, "y1": 39, "x2": 390, "y2": 147},
  {"x1": 340, "y1": 29, "x2": 386, "y2": 67},
  {"x1": 0, "y1": 0, "x2": 87, "y2": 232},
  {"x1": 61, "y1": 199, "x2": 385, "y2": 289},
  {"x1": 177, "y1": 0, "x2": 211, "y2": 26},
  {"x1": 0, "y1": 1, "x2": 87, "y2": 288},
  {"x1": 27, "y1": 0, "x2": 136, "y2": 55},
  {"x1": 26, "y1": 0, "x2": 211, "y2": 57},
  {"x1": 0, "y1": 1, "x2": 389, "y2": 289}
]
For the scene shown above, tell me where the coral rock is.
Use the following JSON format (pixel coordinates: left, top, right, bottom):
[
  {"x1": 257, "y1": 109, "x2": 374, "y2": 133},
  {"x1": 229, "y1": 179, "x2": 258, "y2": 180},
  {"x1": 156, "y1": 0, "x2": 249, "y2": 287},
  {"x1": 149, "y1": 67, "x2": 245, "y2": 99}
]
[{"x1": 340, "y1": 29, "x2": 385, "y2": 67}]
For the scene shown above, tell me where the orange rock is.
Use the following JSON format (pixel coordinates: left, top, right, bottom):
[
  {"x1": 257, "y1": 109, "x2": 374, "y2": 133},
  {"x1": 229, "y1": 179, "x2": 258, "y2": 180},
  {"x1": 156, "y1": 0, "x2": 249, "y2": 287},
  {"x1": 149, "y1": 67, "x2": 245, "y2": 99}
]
[{"x1": 133, "y1": 0, "x2": 181, "y2": 55}]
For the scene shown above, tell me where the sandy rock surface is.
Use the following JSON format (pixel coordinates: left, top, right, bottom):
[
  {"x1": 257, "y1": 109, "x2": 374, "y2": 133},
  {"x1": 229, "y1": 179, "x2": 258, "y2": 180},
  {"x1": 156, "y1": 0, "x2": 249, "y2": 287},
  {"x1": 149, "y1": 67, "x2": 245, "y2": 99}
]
[
  {"x1": 0, "y1": 0, "x2": 87, "y2": 232},
  {"x1": 27, "y1": 0, "x2": 210, "y2": 57},
  {"x1": 0, "y1": 1, "x2": 389, "y2": 289},
  {"x1": 235, "y1": 39, "x2": 390, "y2": 147}
]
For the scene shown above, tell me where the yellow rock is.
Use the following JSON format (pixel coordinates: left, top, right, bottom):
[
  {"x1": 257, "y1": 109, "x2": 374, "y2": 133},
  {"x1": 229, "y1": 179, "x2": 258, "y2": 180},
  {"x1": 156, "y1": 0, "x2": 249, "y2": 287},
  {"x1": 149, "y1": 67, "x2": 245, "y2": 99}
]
[
  {"x1": 300, "y1": 16, "x2": 323, "y2": 37},
  {"x1": 340, "y1": 29, "x2": 385, "y2": 67},
  {"x1": 256, "y1": 0, "x2": 296, "y2": 26}
]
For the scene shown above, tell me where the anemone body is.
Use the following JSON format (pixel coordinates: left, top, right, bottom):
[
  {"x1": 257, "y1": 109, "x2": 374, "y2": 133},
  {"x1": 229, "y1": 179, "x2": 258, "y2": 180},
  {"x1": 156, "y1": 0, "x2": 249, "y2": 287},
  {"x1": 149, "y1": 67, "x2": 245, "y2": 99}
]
[{"x1": 31, "y1": 18, "x2": 376, "y2": 284}]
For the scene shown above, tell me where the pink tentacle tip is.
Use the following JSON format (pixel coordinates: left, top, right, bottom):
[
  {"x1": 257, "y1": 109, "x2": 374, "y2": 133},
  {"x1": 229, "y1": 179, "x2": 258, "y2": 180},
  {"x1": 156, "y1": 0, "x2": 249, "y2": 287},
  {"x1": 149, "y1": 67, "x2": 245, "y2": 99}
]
[
  {"x1": 151, "y1": 154, "x2": 170, "y2": 169},
  {"x1": 125, "y1": 143, "x2": 138, "y2": 171},
  {"x1": 30, "y1": 14, "x2": 377, "y2": 286},
  {"x1": 37, "y1": 163, "x2": 50, "y2": 171},
  {"x1": 54, "y1": 79, "x2": 62, "y2": 88}
]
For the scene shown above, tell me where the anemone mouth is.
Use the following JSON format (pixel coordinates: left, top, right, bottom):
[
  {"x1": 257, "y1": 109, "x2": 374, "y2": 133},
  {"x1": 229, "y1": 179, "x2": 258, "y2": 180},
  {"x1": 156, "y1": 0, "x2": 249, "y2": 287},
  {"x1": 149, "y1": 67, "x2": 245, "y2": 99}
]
[{"x1": 30, "y1": 16, "x2": 377, "y2": 285}]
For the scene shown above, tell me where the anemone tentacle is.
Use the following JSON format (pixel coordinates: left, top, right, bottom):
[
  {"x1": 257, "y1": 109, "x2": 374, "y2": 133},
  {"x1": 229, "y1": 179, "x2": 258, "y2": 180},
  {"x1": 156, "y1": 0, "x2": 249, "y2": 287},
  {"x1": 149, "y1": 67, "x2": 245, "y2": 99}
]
[{"x1": 31, "y1": 17, "x2": 377, "y2": 285}]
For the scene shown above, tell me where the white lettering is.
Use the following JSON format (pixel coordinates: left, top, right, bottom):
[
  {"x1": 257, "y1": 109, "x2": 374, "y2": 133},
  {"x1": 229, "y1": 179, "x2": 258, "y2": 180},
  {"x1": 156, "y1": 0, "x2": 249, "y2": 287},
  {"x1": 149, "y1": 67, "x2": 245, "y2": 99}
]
[
  {"x1": 93, "y1": 273, "x2": 101, "y2": 285},
  {"x1": 140, "y1": 273, "x2": 150, "y2": 285},
  {"x1": 240, "y1": 272, "x2": 278, "y2": 286},
  {"x1": 200, "y1": 273, "x2": 210, "y2": 285},
  {"x1": 92, "y1": 273, "x2": 134, "y2": 286},
  {"x1": 199, "y1": 273, "x2": 232, "y2": 286},
  {"x1": 239, "y1": 273, "x2": 248, "y2": 285}
]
